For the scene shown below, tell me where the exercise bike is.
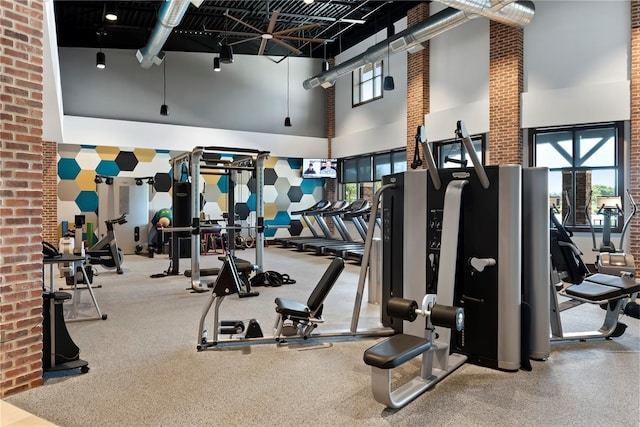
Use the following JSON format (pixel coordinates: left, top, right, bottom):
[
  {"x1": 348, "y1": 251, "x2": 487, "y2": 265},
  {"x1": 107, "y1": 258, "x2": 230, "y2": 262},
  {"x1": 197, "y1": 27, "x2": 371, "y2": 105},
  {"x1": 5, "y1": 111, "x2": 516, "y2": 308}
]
[
  {"x1": 586, "y1": 189, "x2": 637, "y2": 278},
  {"x1": 86, "y1": 213, "x2": 126, "y2": 274}
]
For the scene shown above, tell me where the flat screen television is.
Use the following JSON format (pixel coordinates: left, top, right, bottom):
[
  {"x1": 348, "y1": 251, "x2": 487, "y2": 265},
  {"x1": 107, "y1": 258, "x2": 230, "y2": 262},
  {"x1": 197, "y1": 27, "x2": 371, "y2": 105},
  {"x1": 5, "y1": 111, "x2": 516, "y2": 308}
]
[{"x1": 302, "y1": 158, "x2": 337, "y2": 179}]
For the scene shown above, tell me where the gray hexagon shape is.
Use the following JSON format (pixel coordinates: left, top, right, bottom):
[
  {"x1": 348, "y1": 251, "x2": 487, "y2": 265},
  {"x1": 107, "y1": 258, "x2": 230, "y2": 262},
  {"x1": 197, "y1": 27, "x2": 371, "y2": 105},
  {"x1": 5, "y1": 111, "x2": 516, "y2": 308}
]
[
  {"x1": 246, "y1": 177, "x2": 256, "y2": 194},
  {"x1": 273, "y1": 177, "x2": 291, "y2": 195},
  {"x1": 274, "y1": 192, "x2": 292, "y2": 212},
  {"x1": 287, "y1": 186, "x2": 303, "y2": 203},
  {"x1": 203, "y1": 181, "x2": 222, "y2": 204},
  {"x1": 57, "y1": 179, "x2": 81, "y2": 202},
  {"x1": 264, "y1": 168, "x2": 278, "y2": 186}
]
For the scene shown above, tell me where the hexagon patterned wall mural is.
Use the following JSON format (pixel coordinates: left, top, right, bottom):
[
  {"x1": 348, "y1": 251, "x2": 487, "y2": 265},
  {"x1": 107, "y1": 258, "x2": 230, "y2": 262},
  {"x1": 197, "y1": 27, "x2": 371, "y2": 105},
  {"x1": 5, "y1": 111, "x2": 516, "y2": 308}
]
[{"x1": 56, "y1": 145, "x2": 324, "y2": 242}]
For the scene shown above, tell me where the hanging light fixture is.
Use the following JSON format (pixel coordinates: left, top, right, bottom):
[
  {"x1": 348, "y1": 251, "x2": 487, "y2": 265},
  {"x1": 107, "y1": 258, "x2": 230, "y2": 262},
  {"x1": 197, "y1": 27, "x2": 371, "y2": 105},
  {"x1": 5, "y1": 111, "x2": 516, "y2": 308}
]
[
  {"x1": 104, "y1": 2, "x2": 118, "y2": 22},
  {"x1": 322, "y1": 41, "x2": 329, "y2": 72},
  {"x1": 160, "y1": 58, "x2": 169, "y2": 116},
  {"x1": 219, "y1": 11, "x2": 234, "y2": 64},
  {"x1": 383, "y1": 42, "x2": 395, "y2": 91},
  {"x1": 213, "y1": 56, "x2": 221, "y2": 72},
  {"x1": 284, "y1": 57, "x2": 292, "y2": 127},
  {"x1": 96, "y1": 31, "x2": 106, "y2": 69},
  {"x1": 96, "y1": 50, "x2": 106, "y2": 69}
]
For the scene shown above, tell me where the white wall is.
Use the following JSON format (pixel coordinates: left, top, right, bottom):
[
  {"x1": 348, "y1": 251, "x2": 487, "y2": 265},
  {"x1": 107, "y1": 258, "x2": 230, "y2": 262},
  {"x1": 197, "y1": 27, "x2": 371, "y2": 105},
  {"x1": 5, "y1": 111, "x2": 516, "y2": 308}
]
[
  {"x1": 42, "y1": 0, "x2": 63, "y2": 143},
  {"x1": 63, "y1": 116, "x2": 328, "y2": 158},
  {"x1": 522, "y1": 0, "x2": 630, "y2": 127},
  {"x1": 332, "y1": 18, "x2": 409, "y2": 158}
]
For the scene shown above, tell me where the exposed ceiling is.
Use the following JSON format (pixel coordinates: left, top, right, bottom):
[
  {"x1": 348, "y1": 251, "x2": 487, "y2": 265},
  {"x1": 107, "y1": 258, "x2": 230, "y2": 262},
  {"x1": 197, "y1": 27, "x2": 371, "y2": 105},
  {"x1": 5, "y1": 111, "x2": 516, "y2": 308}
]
[{"x1": 53, "y1": 1, "x2": 422, "y2": 59}]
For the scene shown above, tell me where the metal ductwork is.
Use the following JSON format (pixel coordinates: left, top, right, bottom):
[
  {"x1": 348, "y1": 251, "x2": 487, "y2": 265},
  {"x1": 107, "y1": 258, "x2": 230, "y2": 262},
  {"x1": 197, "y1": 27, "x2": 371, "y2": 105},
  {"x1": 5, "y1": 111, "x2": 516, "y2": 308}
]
[
  {"x1": 303, "y1": 0, "x2": 534, "y2": 90},
  {"x1": 136, "y1": 0, "x2": 203, "y2": 68}
]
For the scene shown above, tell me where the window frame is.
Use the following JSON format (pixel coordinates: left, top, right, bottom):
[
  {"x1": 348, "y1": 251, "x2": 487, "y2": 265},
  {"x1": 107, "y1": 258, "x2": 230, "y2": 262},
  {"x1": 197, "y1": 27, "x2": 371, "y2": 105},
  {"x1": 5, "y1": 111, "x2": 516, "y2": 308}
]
[
  {"x1": 432, "y1": 133, "x2": 487, "y2": 168},
  {"x1": 352, "y1": 60, "x2": 384, "y2": 107},
  {"x1": 528, "y1": 121, "x2": 624, "y2": 233},
  {"x1": 340, "y1": 148, "x2": 407, "y2": 202}
]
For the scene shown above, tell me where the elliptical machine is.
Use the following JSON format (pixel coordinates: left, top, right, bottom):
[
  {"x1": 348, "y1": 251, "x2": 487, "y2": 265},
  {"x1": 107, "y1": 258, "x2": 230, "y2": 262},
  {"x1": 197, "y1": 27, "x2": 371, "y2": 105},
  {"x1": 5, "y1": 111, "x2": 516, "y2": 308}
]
[
  {"x1": 86, "y1": 214, "x2": 126, "y2": 274},
  {"x1": 586, "y1": 189, "x2": 637, "y2": 278}
]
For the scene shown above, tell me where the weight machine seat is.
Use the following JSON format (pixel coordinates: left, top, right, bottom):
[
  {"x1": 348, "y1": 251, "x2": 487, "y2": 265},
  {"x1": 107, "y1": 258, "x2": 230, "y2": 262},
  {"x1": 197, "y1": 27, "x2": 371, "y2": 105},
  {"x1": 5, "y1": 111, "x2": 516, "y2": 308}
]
[
  {"x1": 364, "y1": 334, "x2": 432, "y2": 369},
  {"x1": 565, "y1": 274, "x2": 639, "y2": 302},
  {"x1": 275, "y1": 257, "x2": 345, "y2": 321}
]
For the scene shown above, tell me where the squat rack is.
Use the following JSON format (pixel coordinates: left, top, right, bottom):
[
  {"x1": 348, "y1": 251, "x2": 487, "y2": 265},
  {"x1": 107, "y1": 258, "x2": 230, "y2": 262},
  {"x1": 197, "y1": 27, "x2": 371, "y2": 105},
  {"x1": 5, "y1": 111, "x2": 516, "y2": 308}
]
[{"x1": 169, "y1": 146, "x2": 270, "y2": 292}]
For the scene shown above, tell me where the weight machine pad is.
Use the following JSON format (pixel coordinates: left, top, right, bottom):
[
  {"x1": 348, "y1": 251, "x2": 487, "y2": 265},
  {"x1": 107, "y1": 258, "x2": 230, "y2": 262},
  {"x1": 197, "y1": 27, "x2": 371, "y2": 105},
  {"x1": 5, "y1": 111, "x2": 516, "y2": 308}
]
[
  {"x1": 364, "y1": 334, "x2": 431, "y2": 369},
  {"x1": 565, "y1": 282, "x2": 623, "y2": 302},
  {"x1": 274, "y1": 298, "x2": 310, "y2": 319},
  {"x1": 585, "y1": 274, "x2": 639, "y2": 292}
]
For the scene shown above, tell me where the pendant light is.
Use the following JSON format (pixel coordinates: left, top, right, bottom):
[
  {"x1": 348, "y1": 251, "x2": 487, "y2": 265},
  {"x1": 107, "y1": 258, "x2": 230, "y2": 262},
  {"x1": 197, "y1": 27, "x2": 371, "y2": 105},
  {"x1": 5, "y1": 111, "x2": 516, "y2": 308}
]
[
  {"x1": 284, "y1": 57, "x2": 292, "y2": 127},
  {"x1": 160, "y1": 59, "x2": 169, "y2": 116},
  {"x1": 220, "y1": 12, "x2": 234, "y2": 64},
  {"x1": 383, "y1": 42, "x2": 395, "y2": 91},
  {"x1": 213, "y1": 56, "x2": 221, "y2": 72},
  {"x1": 96, "y1": 30, "x2": 106, "y2": 69}
]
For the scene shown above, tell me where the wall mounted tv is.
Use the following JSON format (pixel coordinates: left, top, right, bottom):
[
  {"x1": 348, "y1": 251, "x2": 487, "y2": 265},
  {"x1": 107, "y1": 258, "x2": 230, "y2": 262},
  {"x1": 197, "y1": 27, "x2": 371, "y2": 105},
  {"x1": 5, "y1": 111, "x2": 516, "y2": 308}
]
[{"x1": 302, "y1": 158, "x2": 337, "y2": 179}]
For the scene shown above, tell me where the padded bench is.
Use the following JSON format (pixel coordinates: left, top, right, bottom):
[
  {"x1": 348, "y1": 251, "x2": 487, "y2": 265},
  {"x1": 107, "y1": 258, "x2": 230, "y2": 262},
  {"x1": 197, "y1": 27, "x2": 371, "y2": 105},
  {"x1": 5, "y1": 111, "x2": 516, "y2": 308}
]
[
  {"x1": 364, "y1": 334, "x2": 431, "y2": 369},
  {"x1": 362, "y1": 334, "x2": 434, "y2": 409},
  {"x1": 565, "y1": 273, "x2": 639, "y2": 302}
]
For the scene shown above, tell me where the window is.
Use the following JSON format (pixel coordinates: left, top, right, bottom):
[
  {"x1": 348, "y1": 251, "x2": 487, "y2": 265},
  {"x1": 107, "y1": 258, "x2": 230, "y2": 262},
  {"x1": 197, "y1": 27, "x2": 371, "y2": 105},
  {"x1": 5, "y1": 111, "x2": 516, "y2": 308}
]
[
  {"x1": 433, "y1": 134, "x2": 486, "y2": 168},
  {"x1": 352, "y1": 60, "x2": 383, "y2": 106},
  {"x1": 530, "y1": 122, "x2": 624, "y2": 231},
  {"x1": 340, "y1": 149, "x2": 406, "y2": 203}
]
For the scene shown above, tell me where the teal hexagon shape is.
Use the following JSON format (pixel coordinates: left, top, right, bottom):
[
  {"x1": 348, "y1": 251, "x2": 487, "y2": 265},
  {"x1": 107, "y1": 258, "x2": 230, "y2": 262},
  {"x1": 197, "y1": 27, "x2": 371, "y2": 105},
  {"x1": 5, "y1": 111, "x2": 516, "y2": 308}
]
[
  {"x1": 75, "y1": 191, "x2": 99, "y2": 213},
  {"x1": 58, "y1": 158, "x2": 81, "y2": 180},
  {"x1": 95, "y1": 160, "x2": 121, "y2": 177},
  {"x1": 265, "y1": 211, "x2": 291, "y2": 238},
  {"x1": 287, "y1": 158, "x2": 303, "y2": 169},
  {"x1": 300, "y1": 178, "x2": 321, "y2": 195},
  {"x1": 216, "y1": 175, "x2": 230, "y2": 194},
  {"x1": 247, "y1": 193, "x2": 256, "y2": 211}
]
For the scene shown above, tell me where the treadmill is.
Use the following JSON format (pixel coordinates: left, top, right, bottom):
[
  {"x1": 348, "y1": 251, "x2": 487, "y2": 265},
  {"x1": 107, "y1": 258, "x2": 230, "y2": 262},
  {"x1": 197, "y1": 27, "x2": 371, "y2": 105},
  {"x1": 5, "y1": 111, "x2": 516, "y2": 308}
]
[
  {"x1": 302, "y1": 199, "x2": 368, "y2": 254},
  {"x1": 292, "y1": 200, "x2": 350, "y2": 251},
  {"x1": 274, "y1": 200, "x2": 331, "y2": 247},
  {"x1": 322, "y1": 200, "x2": 371, "y2": 257}
]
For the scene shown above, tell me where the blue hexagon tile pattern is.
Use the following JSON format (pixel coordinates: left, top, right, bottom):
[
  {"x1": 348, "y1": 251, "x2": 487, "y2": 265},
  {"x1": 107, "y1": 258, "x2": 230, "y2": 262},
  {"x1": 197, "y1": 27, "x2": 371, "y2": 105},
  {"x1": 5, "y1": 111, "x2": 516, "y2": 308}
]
[{"x1": 56, "y1": 144, "x2": 323, "y2": 240}]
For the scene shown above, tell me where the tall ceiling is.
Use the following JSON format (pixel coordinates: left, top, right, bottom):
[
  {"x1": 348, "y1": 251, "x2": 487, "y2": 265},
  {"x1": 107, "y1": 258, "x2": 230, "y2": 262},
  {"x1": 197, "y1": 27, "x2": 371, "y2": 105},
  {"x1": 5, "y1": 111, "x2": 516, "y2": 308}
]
[{"x1": 53, "y1": 1, "x2": 422, "y2": 59}]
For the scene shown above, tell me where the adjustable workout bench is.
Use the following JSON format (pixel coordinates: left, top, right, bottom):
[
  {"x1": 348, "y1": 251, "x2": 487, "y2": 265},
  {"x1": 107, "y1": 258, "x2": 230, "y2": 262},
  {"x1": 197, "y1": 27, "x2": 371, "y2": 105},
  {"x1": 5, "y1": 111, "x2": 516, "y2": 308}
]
[
  {"x1": 273, "y1": 257, "x2": 345, "y2": 341},
  {"x1": 363, "y1": 295, "x2": 465, "y2": 409}
]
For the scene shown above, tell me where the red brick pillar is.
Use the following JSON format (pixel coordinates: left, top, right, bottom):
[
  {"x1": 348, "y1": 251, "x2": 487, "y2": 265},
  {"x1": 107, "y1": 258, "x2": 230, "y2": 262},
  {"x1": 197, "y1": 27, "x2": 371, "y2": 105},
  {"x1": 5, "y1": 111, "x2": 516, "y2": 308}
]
[
  {"x1": 326, "y1": 58, "x2": 336, "y2": 205},
  {"x1": 406, "y1": 3, "x2": 430, "y2": 167},
  {"x1": 489, "y1": 22, "x2": 523, "y2": 165},
  {"x1": 0, "y1": 1, "x2": 45, "y2": 397},
  {"x1": 630, "y1": 0, "x2": 640, "y2": 270},
  {"x1": 43, "y1": 141, "x2": 58, "y2": 243}
]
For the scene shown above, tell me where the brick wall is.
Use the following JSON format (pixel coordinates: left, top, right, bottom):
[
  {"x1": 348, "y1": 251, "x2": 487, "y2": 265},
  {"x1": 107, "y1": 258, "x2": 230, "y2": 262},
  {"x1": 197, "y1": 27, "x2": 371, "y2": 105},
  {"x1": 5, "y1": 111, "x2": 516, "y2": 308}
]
[
  {"x1": 488, "y1": 21, "x2": 523, "y2": 165},
  {"x1": 630, "y1": 0, "x2": 639, "y2": 270},
  {"x1": 42, "y1": 141, "x2": 57, "y2": 243},
  {"x1": 0, "y1": 0, "x2": 45, "y2": 397},
  {"x1": 326, "y1": 58, "x2": 336, "y2": 206},
  {"x1": 406, "y1": 3, "x2": 430, "y2": 168}
]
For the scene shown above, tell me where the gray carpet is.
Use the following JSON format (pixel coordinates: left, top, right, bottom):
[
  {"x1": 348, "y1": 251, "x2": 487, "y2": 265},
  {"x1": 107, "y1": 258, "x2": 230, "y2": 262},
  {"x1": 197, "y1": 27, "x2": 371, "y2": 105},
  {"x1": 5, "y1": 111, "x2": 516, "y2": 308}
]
[{"x1": 5, "y1": 247, "x2": 640, "y2": 427}]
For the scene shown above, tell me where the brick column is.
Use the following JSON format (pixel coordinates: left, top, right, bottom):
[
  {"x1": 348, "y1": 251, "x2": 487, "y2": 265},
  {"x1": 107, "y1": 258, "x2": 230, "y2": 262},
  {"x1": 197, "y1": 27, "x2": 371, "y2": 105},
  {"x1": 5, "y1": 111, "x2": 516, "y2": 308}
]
[
  {"x1": 630, "y1": 0, "x2": 640, "y2": 270},
  {"x1": 0, "y1": 1, "x2": 45, "y2": 397},
  {"x1": 326, "y1": 58, "x2": 336, "y2": 205},
  {"x1": 406, "y1": 3, "x2": 430, "y2": 167},
  {"x1": 489, "y1": 21, "x2": 523, "y2": 165},
  {"x1": 43, "y1": 141, "x2": 58, "y2": 243}
]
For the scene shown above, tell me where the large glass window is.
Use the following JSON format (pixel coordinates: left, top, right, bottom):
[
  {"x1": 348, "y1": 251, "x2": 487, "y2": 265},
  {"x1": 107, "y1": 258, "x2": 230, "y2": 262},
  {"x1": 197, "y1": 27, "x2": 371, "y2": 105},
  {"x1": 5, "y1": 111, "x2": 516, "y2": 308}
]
[
  {"x1": 433, "y1": 134, "x2": 486, "y2": 168},
  {"x1": 340, "y1": 149, "x2": 406, "y2": 203},
  {"x1": 531, "y1": 122, "x2": 624, "y2": 230},
  {"x1": 352, "y1": 60, "x2": 383, "y2": 106}
]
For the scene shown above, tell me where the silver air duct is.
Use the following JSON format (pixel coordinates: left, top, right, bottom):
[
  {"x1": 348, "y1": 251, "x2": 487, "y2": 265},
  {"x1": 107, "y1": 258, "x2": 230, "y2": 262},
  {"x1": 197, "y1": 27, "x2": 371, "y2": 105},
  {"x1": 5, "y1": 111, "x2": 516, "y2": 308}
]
[
  {"x1": 136, "y1": 0, "x2": 203, "y2": 68},
  {"x1": 303, "y1": 0, "x2": 534, "y2": 90}
]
